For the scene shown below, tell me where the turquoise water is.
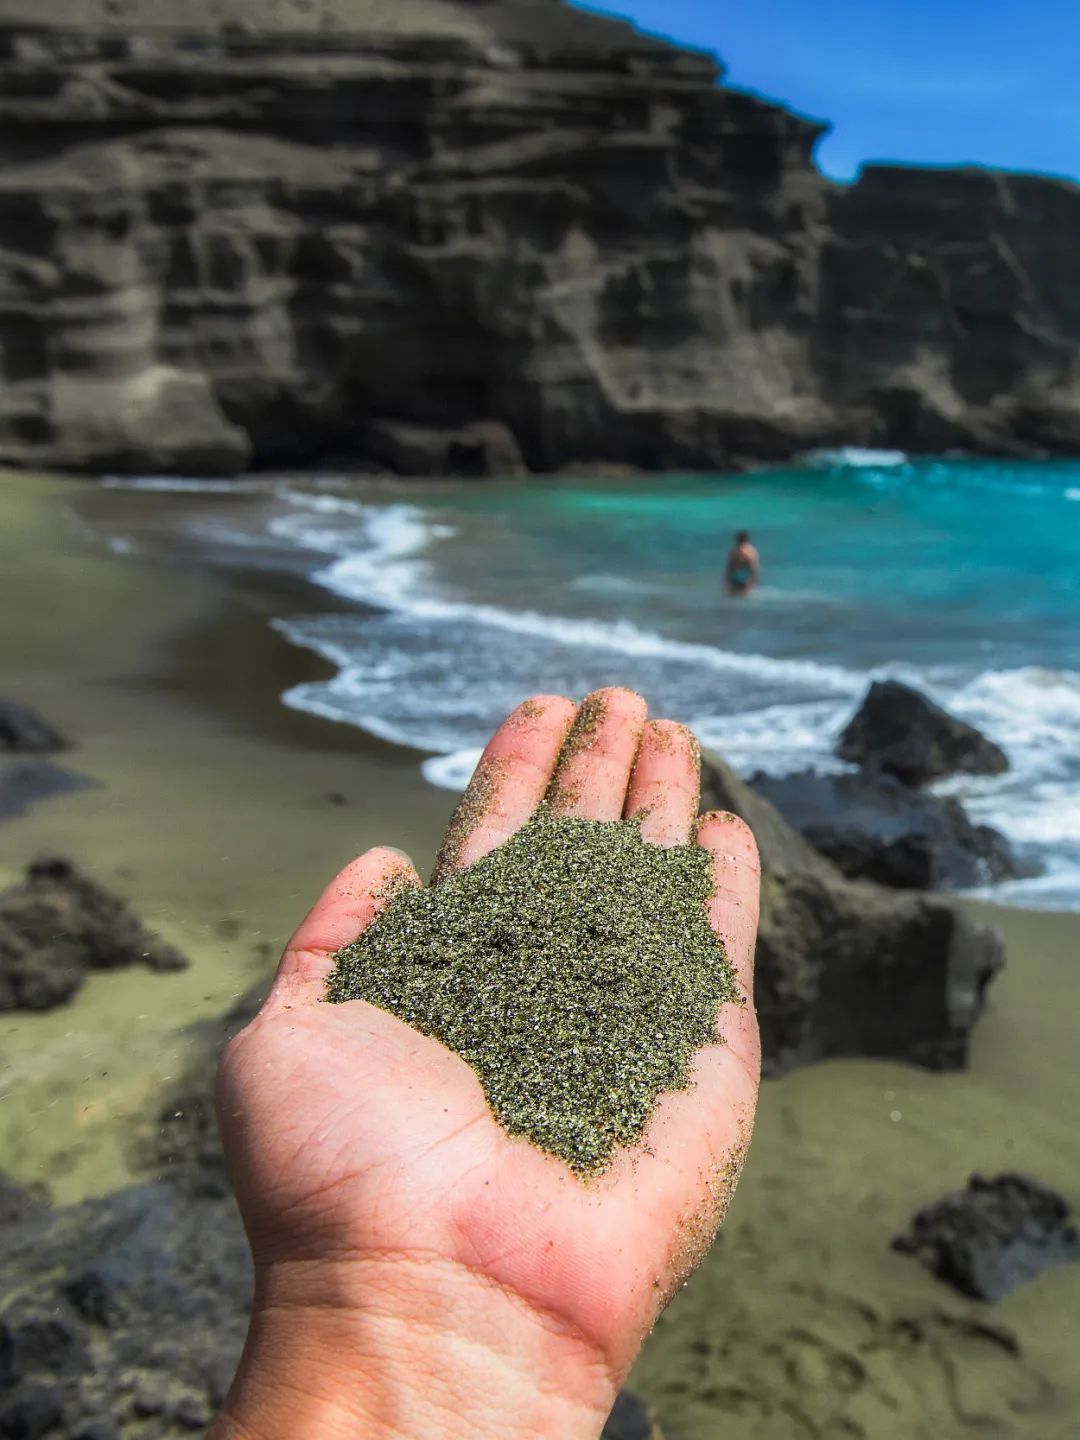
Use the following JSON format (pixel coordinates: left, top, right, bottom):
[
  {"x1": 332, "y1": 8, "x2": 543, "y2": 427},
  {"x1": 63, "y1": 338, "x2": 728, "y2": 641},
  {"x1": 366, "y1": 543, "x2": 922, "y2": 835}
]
[
  {"x1": 100, "y1": 454, "x2": 1080, "y2": 907},
  {"x1": 385, "y1": 455, "x2": 1078, "y2": 674}
]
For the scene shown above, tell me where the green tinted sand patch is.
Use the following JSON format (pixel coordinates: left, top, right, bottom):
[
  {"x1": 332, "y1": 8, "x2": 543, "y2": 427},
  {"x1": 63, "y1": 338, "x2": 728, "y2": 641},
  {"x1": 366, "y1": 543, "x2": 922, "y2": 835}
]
[{"x1": 327, "y1": 808, "x2": 737, "y2": 1175}]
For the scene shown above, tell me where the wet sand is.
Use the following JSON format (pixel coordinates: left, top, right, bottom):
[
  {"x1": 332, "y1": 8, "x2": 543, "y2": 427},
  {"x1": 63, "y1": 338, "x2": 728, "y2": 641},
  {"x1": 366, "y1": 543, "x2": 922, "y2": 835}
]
[
  {"x1": 0, "y1": 471, "x2": 451, "y2": 1200},
  {"x1": 2, "y1": 470, "x2": 1078, "y2": 1435}
]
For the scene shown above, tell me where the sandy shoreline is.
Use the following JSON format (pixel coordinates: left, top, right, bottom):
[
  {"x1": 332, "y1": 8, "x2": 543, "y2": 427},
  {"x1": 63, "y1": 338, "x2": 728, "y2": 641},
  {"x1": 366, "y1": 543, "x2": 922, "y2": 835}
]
[
  {"x1": 2, "y1": 470, "x2": 1078, "y2": 1435},
  {"x1": 0, "y1": 471, "x2": 452, "y2": 1201}
]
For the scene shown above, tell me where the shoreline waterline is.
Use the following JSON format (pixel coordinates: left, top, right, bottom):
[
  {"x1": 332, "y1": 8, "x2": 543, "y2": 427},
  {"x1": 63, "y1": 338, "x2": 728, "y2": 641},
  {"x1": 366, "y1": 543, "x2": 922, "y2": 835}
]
[{"x1": 90, "y1": 459, "x2": 1080, "y2": 911}]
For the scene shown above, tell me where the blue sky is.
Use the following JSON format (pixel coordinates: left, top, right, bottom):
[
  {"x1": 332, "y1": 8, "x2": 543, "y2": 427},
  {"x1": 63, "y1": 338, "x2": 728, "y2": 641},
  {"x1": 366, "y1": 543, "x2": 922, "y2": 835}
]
[{"x1": 576, "y1": 0, "x2": 1080, "y2": 183}]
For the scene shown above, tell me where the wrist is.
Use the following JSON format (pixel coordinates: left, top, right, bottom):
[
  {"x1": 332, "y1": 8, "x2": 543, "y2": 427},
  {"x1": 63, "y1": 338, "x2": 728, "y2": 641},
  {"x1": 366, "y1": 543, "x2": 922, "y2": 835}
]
[{"x1": 211, "y1": 1254, "x2": 619, "y2": 1440}]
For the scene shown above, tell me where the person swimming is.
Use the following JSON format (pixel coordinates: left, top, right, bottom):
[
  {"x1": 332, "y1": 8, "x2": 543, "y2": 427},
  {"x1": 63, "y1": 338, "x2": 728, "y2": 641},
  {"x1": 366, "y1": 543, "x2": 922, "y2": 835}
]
[{"x1": 726, "y1": 530, "x2": 760, "y2": 597}]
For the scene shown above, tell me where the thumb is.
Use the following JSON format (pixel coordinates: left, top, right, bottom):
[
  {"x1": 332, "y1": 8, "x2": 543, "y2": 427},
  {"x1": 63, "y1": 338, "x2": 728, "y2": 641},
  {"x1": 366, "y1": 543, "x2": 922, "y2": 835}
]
[{"x1": 263, "y1": 847, "x2": 421, "y2": 1013}]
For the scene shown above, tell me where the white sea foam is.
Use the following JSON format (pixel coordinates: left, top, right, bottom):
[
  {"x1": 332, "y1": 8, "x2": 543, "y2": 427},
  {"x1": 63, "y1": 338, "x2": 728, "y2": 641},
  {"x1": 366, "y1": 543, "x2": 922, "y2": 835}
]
[
  {"x1": 274, "y1": 492, "x2": 864, "y2": 694},
  {"x1": 277, "y1": 487, "x2": 370, "y2": 516},
  {"x1": 83, "y1": 462, "x2": 1080, "y2": 911},
  {"x1": 100, "y1": 475, "x2": 260, "y2": 492},
  {"x1": 694, "y1": 700, "x2": 852, "y2": 777},
  {"x1": 802, "y1": 448, "x2": 909, "y2": 468},
  {"x1": 964, "y1": 861, "x2": 1080, "y2": 913},
  {"x1": 947, "y1": 667, "x2": 1080, "y2": 760},
  {"x1": 422, "y1": 748, "x2": 485, "y2": 791},
  {"x1": 322, "y1": 582, "x2": 860, "y2": 695},
  {"x1": 257, "y1": 486, "x2": 1079, "y2": 908}
]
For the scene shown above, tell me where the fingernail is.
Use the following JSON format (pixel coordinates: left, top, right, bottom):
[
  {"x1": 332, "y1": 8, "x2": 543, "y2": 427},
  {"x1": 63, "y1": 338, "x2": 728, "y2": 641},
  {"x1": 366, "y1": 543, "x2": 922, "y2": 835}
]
[{"x1": 382, "y1": 847, "x2": 414, "y2": 864}]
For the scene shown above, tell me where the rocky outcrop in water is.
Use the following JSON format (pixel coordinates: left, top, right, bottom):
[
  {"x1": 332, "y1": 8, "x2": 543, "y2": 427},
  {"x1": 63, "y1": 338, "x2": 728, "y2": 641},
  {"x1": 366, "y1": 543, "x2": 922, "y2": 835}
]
[
  {"x1": 1, "y1": 0, "x2": 1079, "y2": 476},
  {"x1": 700, "y1": 755, "x2": 1004, "y2": 1074},
  {"x1": 839, "y1": 681, "x2": 1009, "y2": 787},
  {"x1": 0, "y1": 856, "x2": 187, "y2": 1012}
]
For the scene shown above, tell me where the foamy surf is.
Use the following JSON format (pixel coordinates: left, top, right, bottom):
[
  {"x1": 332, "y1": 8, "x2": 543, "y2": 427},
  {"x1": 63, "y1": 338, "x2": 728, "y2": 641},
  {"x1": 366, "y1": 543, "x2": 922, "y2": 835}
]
[
  {"x1": 101, "y1": 475, "x2": 263, "y2": 493},
  {"x1": 802, "y1": 448, "x2": 909, "y2": 468},
  {"x1": 91, "y1": 460, "x2": 1080, "y2": 909}
]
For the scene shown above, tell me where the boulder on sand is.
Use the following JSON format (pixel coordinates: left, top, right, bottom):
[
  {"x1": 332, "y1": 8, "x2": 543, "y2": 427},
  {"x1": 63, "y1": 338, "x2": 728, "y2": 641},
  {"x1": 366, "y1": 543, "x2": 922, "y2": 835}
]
[
  {"x1": 838, "y1": 681, "x2": 1008, "y2": 787},
  {"x1": 750, "y1": 769, "x2": 1020, "y2": 891},
  {"x1": 893, "y1": 1173, "x2": 1080, "y2": 1301},
  {"x1": 0, "y1": 856, "x2": 187, "y2": 1013},
  {"x1": 700, "y1": 755, "x2": 1005, "y2": 1074}
]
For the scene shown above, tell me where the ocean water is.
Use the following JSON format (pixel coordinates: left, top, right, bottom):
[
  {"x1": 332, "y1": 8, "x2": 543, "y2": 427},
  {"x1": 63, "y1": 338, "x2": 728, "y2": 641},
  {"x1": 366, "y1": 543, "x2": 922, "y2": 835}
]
[{"x1": 99, "y1": 454, "x2": 1080, "y2": 909}]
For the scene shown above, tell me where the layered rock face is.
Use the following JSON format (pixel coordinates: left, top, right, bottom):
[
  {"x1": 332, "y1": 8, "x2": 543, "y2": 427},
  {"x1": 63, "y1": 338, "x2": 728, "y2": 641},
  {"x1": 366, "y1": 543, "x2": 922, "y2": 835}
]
[
  {"x1": 823, "y1": 167, "x2": 1080, "y2": 455},
  {"x1": 0, "y1": 0, "x2": 1078, "y2": 476}
]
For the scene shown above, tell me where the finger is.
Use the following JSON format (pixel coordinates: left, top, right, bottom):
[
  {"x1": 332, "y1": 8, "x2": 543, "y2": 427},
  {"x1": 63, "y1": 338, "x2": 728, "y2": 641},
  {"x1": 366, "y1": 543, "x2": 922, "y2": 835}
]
[
  {"x1": 607, "y1": 811, "x2": 761, "y2": 1289},
  {"x1": 545, "y1": 687, "x2": 648, "y2": 821},
  {"x1": 624, "y1": 719, "x2": 701, "y2": 847},
  {"x1": 432, "y1": 695, "x2": 577, "y2": 882},
  {"x1": 264, "y1": 847, "x2": 421, "y2": 1012},
  {"x1": 695, "y1": 810, "x2": 761, "y2": 1005}
]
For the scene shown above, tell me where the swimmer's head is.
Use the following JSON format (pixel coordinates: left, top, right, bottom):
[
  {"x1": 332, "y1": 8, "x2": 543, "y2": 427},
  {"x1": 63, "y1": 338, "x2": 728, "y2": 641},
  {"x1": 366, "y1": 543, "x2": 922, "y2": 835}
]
[{"x1": 735, "y1": 531, "x2": 750, "y2": 545}]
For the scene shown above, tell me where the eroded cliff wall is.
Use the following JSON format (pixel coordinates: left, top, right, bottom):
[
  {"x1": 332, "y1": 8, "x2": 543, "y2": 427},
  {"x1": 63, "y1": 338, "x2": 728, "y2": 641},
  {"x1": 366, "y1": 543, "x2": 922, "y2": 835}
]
[{"x1": 0, "y1": 0, "x2": 1077, "y2": 475}]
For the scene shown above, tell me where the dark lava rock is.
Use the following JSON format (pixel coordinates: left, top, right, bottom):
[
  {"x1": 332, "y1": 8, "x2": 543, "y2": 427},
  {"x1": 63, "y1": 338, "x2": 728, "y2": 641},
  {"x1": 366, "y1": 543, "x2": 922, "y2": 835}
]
[
  {"x1": 0, "y1": 1169, "x2": 660, "y2": 1439},
  {"x1": 893, "y1": 1173, "x2": 1080, "y2": 1301},
  {"x1": 0, "y1": 761, "x2": 96, "y2": 822},
  {"x1": 601, "y1": 1389, "x2": 665, "y2": 1439},
  {"x1": 0, "y1": 701, "x2": 65, "y2": 754},
  {"x1": 0, "y1": 857, "x2": 187, "y2": 1013},
  {"x1": 750, "y1": 768, "x2": 1020, "y2": 890},
  {"x1": 3, "y1": 5, "x2": 1080, "y2": 476},
  {"x1": 838, "y1": 681, "x2": 1009, "y2": 787},
  {"x1": 0, "y1": 1177, "x2": 249, "y2": 1439},
  {"x1": 701, "y1": 755, "x2": 1004, "y2": 1074}
]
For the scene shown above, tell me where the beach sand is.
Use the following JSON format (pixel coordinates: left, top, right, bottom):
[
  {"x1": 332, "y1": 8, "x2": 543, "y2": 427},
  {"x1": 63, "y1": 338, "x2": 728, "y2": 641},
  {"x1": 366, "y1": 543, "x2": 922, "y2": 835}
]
[
  {"x1": 1, "y1": 470, "x2": 1077, "y2": 1435},
  {"x1": 0, "y1": 471, "x2": 452, "y2": 1200}
]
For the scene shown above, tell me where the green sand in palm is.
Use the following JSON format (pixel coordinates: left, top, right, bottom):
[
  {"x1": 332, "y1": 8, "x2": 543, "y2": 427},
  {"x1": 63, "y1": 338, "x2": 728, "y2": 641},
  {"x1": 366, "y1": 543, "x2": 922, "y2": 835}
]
[{"x1": 327, "y1": 807, "x2": 737, "y2": 1175}]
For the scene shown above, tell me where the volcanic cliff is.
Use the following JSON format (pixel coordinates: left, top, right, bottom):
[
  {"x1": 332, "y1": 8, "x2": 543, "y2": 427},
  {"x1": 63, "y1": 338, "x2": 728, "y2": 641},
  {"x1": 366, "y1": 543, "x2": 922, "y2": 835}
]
[{"x1": 1, "y1": 0, "x2": 1078, "y2": 476}]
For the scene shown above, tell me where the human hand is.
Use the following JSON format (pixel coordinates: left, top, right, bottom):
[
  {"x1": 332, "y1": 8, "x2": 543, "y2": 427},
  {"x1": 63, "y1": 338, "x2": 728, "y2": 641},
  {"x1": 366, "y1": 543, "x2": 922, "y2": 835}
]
[{"x1": 211, "y1": 688, "x2": 760, "y2": 1440}]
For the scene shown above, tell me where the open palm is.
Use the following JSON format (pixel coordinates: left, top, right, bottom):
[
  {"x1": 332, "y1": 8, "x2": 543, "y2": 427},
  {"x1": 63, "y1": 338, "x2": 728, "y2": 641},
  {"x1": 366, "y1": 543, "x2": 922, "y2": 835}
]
[{"x1": 215, "y1": 689, "x2": 760, "y2": 1438}]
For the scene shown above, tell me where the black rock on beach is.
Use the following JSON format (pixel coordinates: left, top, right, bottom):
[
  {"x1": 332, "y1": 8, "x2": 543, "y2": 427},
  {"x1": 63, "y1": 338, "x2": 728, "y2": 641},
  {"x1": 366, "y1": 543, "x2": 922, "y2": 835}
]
[
  {"x1": 0, "y1": 857, "x2": 188, "y2": 1013},
  {"x1": 893, "y1": 1173, "x2": 1080, "y2": 1302}
]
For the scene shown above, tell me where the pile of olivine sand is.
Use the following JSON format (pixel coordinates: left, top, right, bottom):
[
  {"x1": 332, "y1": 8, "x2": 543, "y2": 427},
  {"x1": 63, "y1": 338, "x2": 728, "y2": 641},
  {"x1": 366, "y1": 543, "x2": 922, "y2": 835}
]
[{"x1": 328, "y1": 807, "x2": 737, "y2": 1175}]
